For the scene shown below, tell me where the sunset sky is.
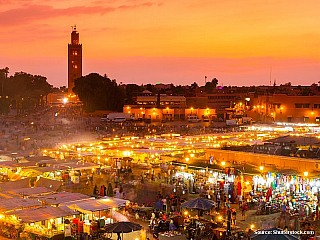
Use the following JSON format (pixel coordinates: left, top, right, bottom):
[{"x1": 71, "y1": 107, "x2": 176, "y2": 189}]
[{"x1": 1, "y1": 0, "x2": 320, "y2": 87}]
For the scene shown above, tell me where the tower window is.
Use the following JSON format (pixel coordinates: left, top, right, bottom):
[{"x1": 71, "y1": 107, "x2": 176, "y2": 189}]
[
  {"x1": 74, "y1": 65, "x2": 78, "y2": 69},
  {"x1": 73, "y1": 51, "x2": 78, "y2": 56}
]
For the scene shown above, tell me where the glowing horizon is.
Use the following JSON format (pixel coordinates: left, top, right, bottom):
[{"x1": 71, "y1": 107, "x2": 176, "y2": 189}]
[{"x1": 1, "y1": 0, "x2": 320, "y2": 87}]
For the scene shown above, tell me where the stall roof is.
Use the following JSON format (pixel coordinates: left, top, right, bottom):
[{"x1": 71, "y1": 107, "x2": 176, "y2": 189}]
[
  {"x1": 34, "y1": 178, "x2": 62, "y2": 192},
  {"x1": 0, "y1": 198, "x2": 42, "y2": 212},
  {"x1": 0, "y1": 178, "x2": 30, "y2": 192},
  {"x1": 25, "y1": 156, "x2": 55, "y2": 162},
  {"x1": 58, "y1": 161, "x2": 99, "y2": 170},
  {"x1": 0, "y1": 161, "x2": 35, "y2": 168},
  {"x1": 8, "y1": 206, "x2": 78, "y2": 223},
  {"x1": 25, "y1": 165, "x2": 69, "y2": 173},
  {"x1": 134, "y1": 149, "x2": 166, "y2": 154},
  {"x1": 268, "y1": 135, "x2": 320, "y2": 146},
  {"x1": 62, "y1": 197, "x2": 129, "y2": 213},
  {"x1": 8, "y1": 187, "x2": 53, "y2": 196},
  {"x1": 34, "y1": 192, "x2": 91, "y2": 205}
]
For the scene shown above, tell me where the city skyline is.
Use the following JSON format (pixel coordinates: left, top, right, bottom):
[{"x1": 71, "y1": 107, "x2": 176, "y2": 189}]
[{"x1": 1, "y1": 0, "x2": 320, "y2": 87}]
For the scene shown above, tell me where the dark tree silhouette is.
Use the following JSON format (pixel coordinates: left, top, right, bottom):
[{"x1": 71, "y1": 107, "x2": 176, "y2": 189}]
[{"x1": 73, "y1": 73, "x2": 124, "y2": 112}]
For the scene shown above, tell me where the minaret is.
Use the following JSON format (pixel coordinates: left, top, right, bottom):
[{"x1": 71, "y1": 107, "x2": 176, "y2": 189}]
[{"x1": 68, "y1": 25, "x2": 82, "y2": 95}]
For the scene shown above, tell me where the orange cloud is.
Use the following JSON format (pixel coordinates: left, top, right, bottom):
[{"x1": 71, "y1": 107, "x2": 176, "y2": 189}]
[{"x1": 0, "y1": 2, "x2": 156, "y2": 26}]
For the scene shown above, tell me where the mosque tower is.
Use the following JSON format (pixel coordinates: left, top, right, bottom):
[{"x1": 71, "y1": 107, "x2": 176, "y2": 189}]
[{"x1": 68, "y1": 25, "x2": 82, "y2": 95}]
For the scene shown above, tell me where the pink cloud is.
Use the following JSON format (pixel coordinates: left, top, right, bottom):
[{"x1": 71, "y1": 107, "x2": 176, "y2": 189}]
[{"x1": 0, "y1": 2, "x2": 156, "y2": 26}]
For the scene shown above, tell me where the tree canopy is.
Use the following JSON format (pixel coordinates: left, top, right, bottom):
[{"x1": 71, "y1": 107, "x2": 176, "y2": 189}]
[
  {"x1": 0, "y1": 67, "x2": 52, "y2": 115},
  {"x1": 204, "y1": 78, "x2": 218, "y2": 93},
  {"x1": 73, "y1": 73, "x2": 124, "y2": 112}
]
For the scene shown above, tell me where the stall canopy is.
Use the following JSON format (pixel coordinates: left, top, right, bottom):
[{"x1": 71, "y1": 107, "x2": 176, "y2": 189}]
[
  {"x1": 0, "y1": 178, "x2": 30, "y2": 192},
  {"x1": 0, "y1": 198, "x2": 42, "y2": 212},
  {"x1": 33, "y1": 192, "x2": 91, "y2": 206},
  {"x1": 8, "y1": 187, "x2": 53, "y2": 197},
  {"x1": 62, "y1": 197, "x2": 129, "y2": 214},
  {"x1": 8, "y1": 206, "x2": 78, "y2": 223}
]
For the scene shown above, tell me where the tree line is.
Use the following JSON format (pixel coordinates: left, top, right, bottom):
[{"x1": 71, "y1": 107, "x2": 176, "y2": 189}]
[{"x1": 0, "y1": 67, "x2": 52, "y2": 115}]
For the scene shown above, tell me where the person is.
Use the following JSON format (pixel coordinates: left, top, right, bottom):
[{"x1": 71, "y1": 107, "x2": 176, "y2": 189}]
[
  {"x1": 242, "y1": 203, "x2": 247, "y2": 221},
  {"x1": 231, "y1": 208, "x2": 236, "y2": 225},
  {"x1": 238, "y1": 195, "x2": 243, "y2": 209},
  {"x1": 162, "y1": 197, "x2": 167, "y2": 211},
  {"x1": 93, "y1": 184, "x2": 98, "y2": 195},
  {"x1": 140, "y1": 228, "x2": 147, "y2": 240},
  {"x1": 117, "y1": 232, "x2": 121, "y2": 240},
  {"x1": 216, "y1": 193, "x2": 221, "y2": 209},
  {"x1": 224, "y1": 194, "x2": 227, "y2": 208}
]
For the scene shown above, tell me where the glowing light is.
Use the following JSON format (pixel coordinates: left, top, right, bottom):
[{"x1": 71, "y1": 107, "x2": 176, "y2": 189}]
[
  {"x1": 250, "y1": 224, "x2": 255, "y2": 229},
  {"x1": 304, "y1": 172, "x2": 308, "y2": 177},
  {"x1": 221, "y1": 161, "x2": 226, "y2": 166},
  {"x1": 185, "y1": 157, "x2": 190, "y2": 161},
  {"x1": 184, "y1": 211, "x2": 188, "y2": 215},
  {"x1": 259, "y1": 166, "x2": 264, "y2": 171},
  {"x1": 62, "y1": 98, "x2": 68, "y2": 104}
]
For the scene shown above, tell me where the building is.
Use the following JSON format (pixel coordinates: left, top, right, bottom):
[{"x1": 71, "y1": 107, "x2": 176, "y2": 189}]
[
  {"x1": 68, "y1": 26, "x2": 82, "y2": 95},
  {"x1": 123, "y1": 95, "x2": 216, "y2": 121},
  {"x1": 248, "y1": 93, "x2": 320, "y2": 123}
]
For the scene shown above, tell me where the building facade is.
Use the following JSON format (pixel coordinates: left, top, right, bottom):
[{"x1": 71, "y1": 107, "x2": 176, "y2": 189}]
[
  {"x1": 248, "y1": 94, "x2": 320, "y2": 123},
  {"x1": 68, "y1": 26, "x2": 82, "y2": 95},
  {"x1": 123, "y1": 95, "x2": 216, "y2": 121}
]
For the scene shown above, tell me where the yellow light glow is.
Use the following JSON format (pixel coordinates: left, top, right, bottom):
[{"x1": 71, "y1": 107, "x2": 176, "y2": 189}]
[
  {"x1": 184, "y1": 211, "x2": 188, "y2": 215},
  {"x1": 185, "y1": 157, "x2": 190, "y2": 161},
  {"x1": 250, "y1": 224, "x2": 255, "y2": 229},
  {"x1": 112, "y1": 208, "x2": 116, "y2": 211},
  {"x1": 221, "y1": 161, "x2": 226, "y2": 166},
  {"x1": 259, "y1": 166, "x2": 264, "y2": 171},
  {"x1": 304, "y1": 172, "x2": 308, "y2": 177},
  {"x1": 127, "y1": 106, "x2": 129, "y2": 109},
  {"x1": 50, "y1": 219, "x2": 54, "y2": 223},
  {"x1": 218, "y1": 216, "x2": 222, "y2": 220}
]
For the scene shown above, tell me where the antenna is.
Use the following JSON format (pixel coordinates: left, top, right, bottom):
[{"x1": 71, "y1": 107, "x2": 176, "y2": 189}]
[
  {"x1": 269, "y1": 67, "x2": 272, "y2": 86},
  {"x1": 205, "y1": 76, "x2": 207, "y2": 85}
]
